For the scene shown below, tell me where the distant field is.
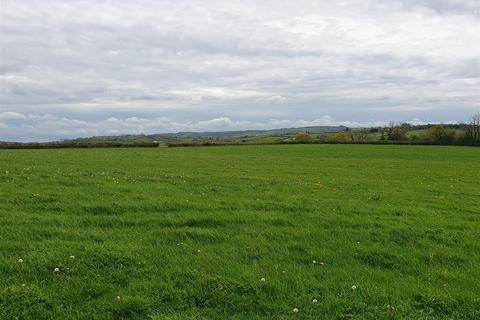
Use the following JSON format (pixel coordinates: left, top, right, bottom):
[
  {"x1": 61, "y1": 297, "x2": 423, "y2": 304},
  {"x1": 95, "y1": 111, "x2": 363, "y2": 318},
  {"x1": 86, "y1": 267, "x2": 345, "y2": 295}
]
[{"x1": 1, "y1": 145, "x2": 479, "y2": 319}]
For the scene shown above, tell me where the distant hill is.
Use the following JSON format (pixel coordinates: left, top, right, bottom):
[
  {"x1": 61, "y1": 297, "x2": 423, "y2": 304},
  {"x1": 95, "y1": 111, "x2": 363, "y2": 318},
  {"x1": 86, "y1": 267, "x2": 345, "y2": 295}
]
[
  {"x1": 67, "y1": 125, "x2": 348, "y2": 144},
  {"x1": 3, "y1": 123, "x2": 474, "y2": 149}
]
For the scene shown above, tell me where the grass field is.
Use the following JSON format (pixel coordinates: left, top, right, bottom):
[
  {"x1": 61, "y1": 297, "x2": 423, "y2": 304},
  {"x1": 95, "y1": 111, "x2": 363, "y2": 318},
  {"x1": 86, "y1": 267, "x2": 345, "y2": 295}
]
[{"x1": 1, "y1": 145, "x2": 479, "y2": 319}]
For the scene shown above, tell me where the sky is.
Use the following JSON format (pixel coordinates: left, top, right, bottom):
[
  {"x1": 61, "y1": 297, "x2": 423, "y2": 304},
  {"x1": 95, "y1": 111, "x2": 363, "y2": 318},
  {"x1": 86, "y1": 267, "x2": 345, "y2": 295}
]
[{"x1": 1, "y1": 0, "x2": 479, "y2": 142}]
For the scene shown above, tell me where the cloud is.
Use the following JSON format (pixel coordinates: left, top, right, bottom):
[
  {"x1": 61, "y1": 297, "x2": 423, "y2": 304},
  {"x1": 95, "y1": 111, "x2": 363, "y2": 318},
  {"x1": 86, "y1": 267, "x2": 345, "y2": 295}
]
[
  {"x1": 0, "y1": 112, "x2": 26, "y2": 120},
  {"x1": 256, "y1": 95, "x2": 287, "y2": 104},
  {"x1": 0, "y1": 0, "x2": 478, "y2": 141}
]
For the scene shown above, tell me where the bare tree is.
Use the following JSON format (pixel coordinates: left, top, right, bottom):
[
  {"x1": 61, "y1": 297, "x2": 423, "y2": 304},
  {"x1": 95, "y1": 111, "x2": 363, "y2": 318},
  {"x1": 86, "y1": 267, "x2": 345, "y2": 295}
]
[
  {"x1": 353, "y1": 129, "x2": 369, "y2": 142},
  {"x1": 465, "y1": 113, "x2": 480, "y2": 144},
  {"x1": 474, "y1": 113, "x2": 480, "y2": 141}
]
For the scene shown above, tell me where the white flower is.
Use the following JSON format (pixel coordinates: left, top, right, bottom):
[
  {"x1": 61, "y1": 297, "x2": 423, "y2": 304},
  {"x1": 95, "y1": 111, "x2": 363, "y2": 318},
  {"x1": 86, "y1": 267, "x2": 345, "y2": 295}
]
[
  {"x1": 70, "y1": 255, "x2": 75, "y2": 259},
  {"x1": 116, "y1": 296, "x2": 121, "y2": 300},
  {"x1": 313, "y1": 260, "x2": 317, "y2": 264},
  {"x1": 260, "y1": 278, "x2": 266, "y2": 282},
  {"x1": 18, "y1": 259, "x2": 23, "y2": 263},
  {"x1": 319, "y1": 262, "x2": 325, "y2": 265},
  {"x1": 293, "y1": 308, "x2": 299, "y2": 313},
  {"x1": 312, "y1": 299, "x2": 318, "y2": 303},
  {"x1": 351, "y1": 285, "x2": 357, "y2": 290},
  {"x1": 21, "y1": 283, "x2": 27, "y2": 288},
  {"x1": 54, "y1": 267, "x2": 60, "y2": 273}
]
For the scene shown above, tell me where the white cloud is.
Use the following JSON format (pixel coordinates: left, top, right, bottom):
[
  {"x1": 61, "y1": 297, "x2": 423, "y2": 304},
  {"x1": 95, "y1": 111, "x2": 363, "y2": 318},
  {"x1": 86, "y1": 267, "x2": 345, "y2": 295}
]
[{"x1": 0, "y1": 112, "x2": 26, "y2": 120}]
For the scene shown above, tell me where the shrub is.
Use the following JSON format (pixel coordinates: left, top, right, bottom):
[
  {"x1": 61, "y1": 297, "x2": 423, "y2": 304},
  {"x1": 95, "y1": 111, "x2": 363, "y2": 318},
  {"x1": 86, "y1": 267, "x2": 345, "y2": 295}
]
[
  {"x1": 334, "y1": 131, "x2": 353, "y2": 142},
  {"x1": 294, "y1": 133, "x2": 315, "y2": 143}
]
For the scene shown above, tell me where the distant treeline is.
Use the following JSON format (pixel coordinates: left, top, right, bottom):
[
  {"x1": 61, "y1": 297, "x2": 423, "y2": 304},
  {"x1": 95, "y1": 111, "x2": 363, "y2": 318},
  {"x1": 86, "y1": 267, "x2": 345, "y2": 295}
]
[
  {"x1": 0, "y1": 141, "x2": 160, "y2": 149},
  {"x1": 2, "y1": 113, "x2": 479, "y2": 149},
  {"x1": 292, "y1": 114, "x2": 480, "y2": 147},
  {"x1": 170, "y1": 114, "x2": 480, "y2": 147},
  {"x1": 168, "y1": 139, "x2": 477, "y2": 148}
]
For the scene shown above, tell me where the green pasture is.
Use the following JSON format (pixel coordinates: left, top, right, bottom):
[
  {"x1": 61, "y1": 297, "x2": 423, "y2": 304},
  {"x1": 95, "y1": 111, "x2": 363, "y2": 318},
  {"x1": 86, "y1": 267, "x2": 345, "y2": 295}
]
[{"x1": 0, "y1": 145, "x2": 479, "y2": 319}]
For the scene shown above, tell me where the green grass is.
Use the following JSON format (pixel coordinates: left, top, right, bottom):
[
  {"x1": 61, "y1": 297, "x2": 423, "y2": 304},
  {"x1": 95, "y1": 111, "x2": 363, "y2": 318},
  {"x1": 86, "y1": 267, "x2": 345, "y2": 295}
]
[{"x1": 1, "y1": 144, "x2": 479, "y2": 319}]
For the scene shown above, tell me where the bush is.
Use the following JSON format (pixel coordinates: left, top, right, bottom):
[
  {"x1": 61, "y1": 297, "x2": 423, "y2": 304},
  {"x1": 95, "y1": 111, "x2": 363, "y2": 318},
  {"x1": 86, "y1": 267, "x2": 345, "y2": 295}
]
[
  {"x1": 334, "y1": 131, "x2": 353, "y2": 142},
  {"x1": 294, "y1": 133, "x2": 315, "y2": 143}
]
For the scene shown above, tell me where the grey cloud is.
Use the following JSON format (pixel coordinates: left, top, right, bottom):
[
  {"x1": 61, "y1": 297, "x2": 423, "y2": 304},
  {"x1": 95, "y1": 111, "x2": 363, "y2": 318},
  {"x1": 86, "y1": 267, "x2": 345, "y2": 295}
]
[
  {"x1": 0, "y1": 0, "x2": 479, "y2": 141},
  {"x1": 383, "y1": 0, "x2": 479, "y2": 15}
]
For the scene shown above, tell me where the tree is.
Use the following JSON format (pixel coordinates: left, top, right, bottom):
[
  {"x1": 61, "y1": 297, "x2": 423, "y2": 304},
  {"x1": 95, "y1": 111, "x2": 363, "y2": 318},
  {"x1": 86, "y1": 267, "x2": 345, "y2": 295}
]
[
  {"x1": 384, "y1": 122, "x2": 407, "y2": 141},
  {"x1": 464, "y1": 113, "x2": 480, "y2": 144},
  {"x1": 353, "y1": 129, "x2": 369, "y2": 142},
  {"x1": 295, "y1": 133, "x2": 315, "y2": 143},
  {"x1": 426, "y1": 124, "x2": 456, "y2": 144}
]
